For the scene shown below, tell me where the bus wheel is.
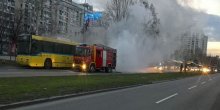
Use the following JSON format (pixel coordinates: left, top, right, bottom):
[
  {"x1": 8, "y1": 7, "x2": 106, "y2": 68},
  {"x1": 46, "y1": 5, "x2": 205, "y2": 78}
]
[
  {"x1": 44, "y1": 59, "x2": 52, "y2": 69},
  {"x1": 89, "y1": 64, "x2": 96, "y2": 73}
]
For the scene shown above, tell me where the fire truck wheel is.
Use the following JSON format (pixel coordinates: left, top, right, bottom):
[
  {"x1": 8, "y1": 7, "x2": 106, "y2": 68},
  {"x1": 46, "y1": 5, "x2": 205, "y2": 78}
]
[
  {"x1": 44, "y1": 59, "x2": 52, "y2": 69},
  {"x1": 89, "y1": 64, "x2": 96, "y2": 73},
  {"x1": 108, "y1": 66, "x2": 112, "y2": 73},
  {"x1": 105, "y1": 66, "x2": 112, "y2": 73}
]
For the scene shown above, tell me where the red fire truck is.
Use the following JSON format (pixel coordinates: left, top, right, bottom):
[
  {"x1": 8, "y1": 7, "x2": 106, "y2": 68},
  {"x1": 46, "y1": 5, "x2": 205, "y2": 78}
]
[{"x1": 72, "y1": 44, "x2": 117, "y2": 72}]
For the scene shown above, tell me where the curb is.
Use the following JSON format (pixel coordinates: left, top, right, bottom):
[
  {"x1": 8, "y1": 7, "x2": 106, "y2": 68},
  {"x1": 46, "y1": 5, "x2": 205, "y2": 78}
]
[{"x1": 0, "y1": 84, "x2": 145, "y2": 110}]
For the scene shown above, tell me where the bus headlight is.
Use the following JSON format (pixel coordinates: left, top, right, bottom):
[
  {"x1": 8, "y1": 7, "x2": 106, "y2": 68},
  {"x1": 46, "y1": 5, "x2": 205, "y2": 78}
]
[
  {"x1": 82, "y1": 64, "x2": 87, "y2": 70},
  {"x1": 72, "y1": 63, "x2": 75, "y2": 68}
]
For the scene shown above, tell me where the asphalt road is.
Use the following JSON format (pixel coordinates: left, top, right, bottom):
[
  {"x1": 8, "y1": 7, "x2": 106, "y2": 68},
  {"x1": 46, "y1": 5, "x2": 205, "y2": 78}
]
[
  {"x1": 12, "y1": 73, "x2": 220, "y2": 110},
  {"x1": 0, "y1": 65, "x2": 89, "y2": 77},
  {"x1": 0, "y1": 65, "x2": 122, "y2": 77}
]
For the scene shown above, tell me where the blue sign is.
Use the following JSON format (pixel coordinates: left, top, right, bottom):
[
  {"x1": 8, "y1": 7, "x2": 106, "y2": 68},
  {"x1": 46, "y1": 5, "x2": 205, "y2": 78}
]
[{"x1": 84, "y1": 12, "x2": 103, "y2": 22}]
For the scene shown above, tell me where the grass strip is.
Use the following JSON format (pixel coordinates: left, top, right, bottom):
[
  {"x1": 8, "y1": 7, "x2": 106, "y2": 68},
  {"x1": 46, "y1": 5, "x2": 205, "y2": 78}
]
[{"x1": 0, "y1": 72, "x2": 200, "y2": 104}]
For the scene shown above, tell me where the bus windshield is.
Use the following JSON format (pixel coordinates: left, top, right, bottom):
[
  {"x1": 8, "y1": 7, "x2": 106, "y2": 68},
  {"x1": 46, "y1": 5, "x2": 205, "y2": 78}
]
[{"x1": 17, "y1": 34, "x2": 31, "y2": 55}]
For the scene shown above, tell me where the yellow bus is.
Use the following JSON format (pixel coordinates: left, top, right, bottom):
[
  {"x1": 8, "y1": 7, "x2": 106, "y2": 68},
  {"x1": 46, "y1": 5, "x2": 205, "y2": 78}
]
[{"x1": 16, "y1": 34, "x2": 78, "y2": 69}]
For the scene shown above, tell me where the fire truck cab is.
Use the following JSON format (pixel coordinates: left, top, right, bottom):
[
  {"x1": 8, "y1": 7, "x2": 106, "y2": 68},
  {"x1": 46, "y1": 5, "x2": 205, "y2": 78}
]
[{"x1": 73, "y1": 44, "x2": 117, "y2": 73}]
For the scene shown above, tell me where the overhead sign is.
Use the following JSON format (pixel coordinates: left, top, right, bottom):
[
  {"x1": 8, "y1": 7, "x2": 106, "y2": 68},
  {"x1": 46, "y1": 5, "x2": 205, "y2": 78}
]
[{"x1": 84, "y1": 12, "x2": 103, "y2": 22}]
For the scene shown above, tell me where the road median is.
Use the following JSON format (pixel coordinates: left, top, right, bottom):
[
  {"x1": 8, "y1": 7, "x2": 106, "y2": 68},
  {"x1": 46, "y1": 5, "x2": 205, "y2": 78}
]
[{"x1": 0, "y1": 72, "x2": 200, "y2": 109}]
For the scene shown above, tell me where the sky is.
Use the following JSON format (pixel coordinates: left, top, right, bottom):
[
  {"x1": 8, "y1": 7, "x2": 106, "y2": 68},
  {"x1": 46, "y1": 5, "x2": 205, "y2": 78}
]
[
  {"x1": 176, "y1": 0, "x2": 220, "y2": 56},
  {"x1": 208, "y1": 42, "x2": 220, "y2": 56},
  {"x1": 74, "y1": 0, "x2": 220, "y2": 16},
  {"x1": 179, "y1": 0, "x2": 220, "y2": 16},
  {"x1": 74, "y1": 0, "x2": 106, "y2": 11},
  {"x1": 73, "y1": 0, "x2": 220, "y2": 56}
]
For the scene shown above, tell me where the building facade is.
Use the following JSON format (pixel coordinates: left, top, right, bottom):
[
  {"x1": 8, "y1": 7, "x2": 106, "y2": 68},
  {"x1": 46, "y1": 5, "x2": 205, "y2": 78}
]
[
  {"x1": 15, "y1": 0, "x2": 56, "y2": 35},
  {"x1": 15, "y1": 0, "x2": 37, "y2": 34},
  {"x1": 0, "y1": 0, "x2": 93, "y2": 55},
  {"x1": 55, "y1": 0, "x2": 84, "y2": 35},
  {"x1": 0, "y1": 0, "x2": 15, "y2": 54},
  {"x1": 175, "y1": 33, "x2": 208, "y2": 63},
  {"x1": 55, "y1": 0, "x2": 93, "y2": 38}
]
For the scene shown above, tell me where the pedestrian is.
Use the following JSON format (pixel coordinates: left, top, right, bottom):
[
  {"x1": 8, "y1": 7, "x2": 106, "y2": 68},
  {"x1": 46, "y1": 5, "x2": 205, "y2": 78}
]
[
  {"x1": 180, "y1": 63, "x2": 183, "y2": 73},
  {"x1": 184, "y1": 63, "x2": 187, "y2": 73}
]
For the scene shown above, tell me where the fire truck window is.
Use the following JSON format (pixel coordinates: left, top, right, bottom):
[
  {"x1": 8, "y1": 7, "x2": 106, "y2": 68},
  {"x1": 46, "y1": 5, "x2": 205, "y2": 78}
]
[
  {"x1": 87, "y1": 49, "x2": 91, "y2": 56},
  {"x1": 76, "y1": 47, "x2": 84, "y2": 56}
]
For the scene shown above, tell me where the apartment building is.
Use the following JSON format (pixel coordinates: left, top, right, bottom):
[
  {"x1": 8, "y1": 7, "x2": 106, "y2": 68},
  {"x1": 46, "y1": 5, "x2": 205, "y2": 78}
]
[
  {"x1": 175, "y1": 33, "x2": 208, "y2": 62},
  {"x1": 56, "y1": 0, "x2": 93, "y2": 35},
  {"x1": 181, "y1": 33, "x2": 208, "y2": 56},
  {"x1": 0, "y1": 0, "x2": 15, "y2": 54},
  {"x1": 0, "y1": 0, "x2": 93, "y2": 54}
]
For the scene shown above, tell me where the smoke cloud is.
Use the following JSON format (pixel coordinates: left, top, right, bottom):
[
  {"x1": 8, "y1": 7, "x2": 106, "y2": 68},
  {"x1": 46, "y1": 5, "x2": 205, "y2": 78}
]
[{"x1": 105, "y1": 0, "x2": 207, "y2": 72}]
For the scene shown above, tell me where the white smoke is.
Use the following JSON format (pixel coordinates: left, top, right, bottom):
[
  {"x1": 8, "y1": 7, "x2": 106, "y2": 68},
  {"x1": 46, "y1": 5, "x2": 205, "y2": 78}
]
[
  {"x1": 151, "y1": 0, "x2": 206, "y2": 36},
  {"x1": 106, "y1": 2, "x2": 161, "y2": 72},
  {"x1": 106, "y1": 0, "x2": 207, "y2": 72}
]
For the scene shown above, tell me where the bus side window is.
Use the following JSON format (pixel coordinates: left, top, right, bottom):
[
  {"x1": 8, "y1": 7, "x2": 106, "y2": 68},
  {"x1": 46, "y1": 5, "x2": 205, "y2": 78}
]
[
  {"x1": 39, "y1": 42, "x2": 43, "y2": 52},
  {"x1": 65, "y1": 45, "x2": 72, "y2": 55},
  {"x1": 72, "y1": 46, "x2": 76, "y2": 55},
  {"x1": 54, "y1": 43, "x2": 62, "y2": 54},
  {"x1": 44, "y1": 42, "x2": 54, "y2": 53},
  {"x1": 31, "y1": 40, "x2": 38, "y2": 55}
]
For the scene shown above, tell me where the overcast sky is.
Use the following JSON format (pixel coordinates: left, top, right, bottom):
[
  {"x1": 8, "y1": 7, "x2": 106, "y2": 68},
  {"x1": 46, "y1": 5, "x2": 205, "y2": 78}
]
[
  {"x1": 74, "y1": 0, "x2": 220, "y2": 15},
  {"x1": 73, "y1": 0, "x2": 106, "y2": 11},
  {"x1": 181, "y1": 0, "x2": 220, "y2": 16}
]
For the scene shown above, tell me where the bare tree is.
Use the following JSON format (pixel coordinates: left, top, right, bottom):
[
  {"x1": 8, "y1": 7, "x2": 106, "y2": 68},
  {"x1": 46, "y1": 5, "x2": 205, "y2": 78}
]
[
  {"x1": 9, "y1": 4, "x2": 25, "y2": 56},
  {"x1": 106, "y1": 0, "x2": 134, "y2": 22},
  {"x1": 143, "y1": 1, "x2": 160, "y2": 39}
]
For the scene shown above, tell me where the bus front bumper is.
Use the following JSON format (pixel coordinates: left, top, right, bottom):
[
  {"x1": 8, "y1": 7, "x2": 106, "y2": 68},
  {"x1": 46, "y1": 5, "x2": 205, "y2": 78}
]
[{"x1": 16, "y1": 56, "x2": 30, "y2": 66}]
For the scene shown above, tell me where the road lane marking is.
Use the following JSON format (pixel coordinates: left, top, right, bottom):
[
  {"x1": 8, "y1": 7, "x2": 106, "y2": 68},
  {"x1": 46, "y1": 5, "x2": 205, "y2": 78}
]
[
  {"x1": 196, "y1": 75, "x2": 202, "y2": 84},
  {"x1": 156, "y1": 93, "x2": 178, "y2": 104},
  {"x1": 188, "y1": 85, "x2": 197, "y2": 90},
  {"x1": 201, "y1": 82, "x2": 206, "y2": 85},
  {"x1": 209, "y1": 79, "x2": 213, "y2": 81}
]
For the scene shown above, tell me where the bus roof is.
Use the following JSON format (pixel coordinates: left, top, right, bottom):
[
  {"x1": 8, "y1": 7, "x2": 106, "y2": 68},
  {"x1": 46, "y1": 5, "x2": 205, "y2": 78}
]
[{"x1": 32, "y1": 35, "x2": 79, "y2": 46}]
